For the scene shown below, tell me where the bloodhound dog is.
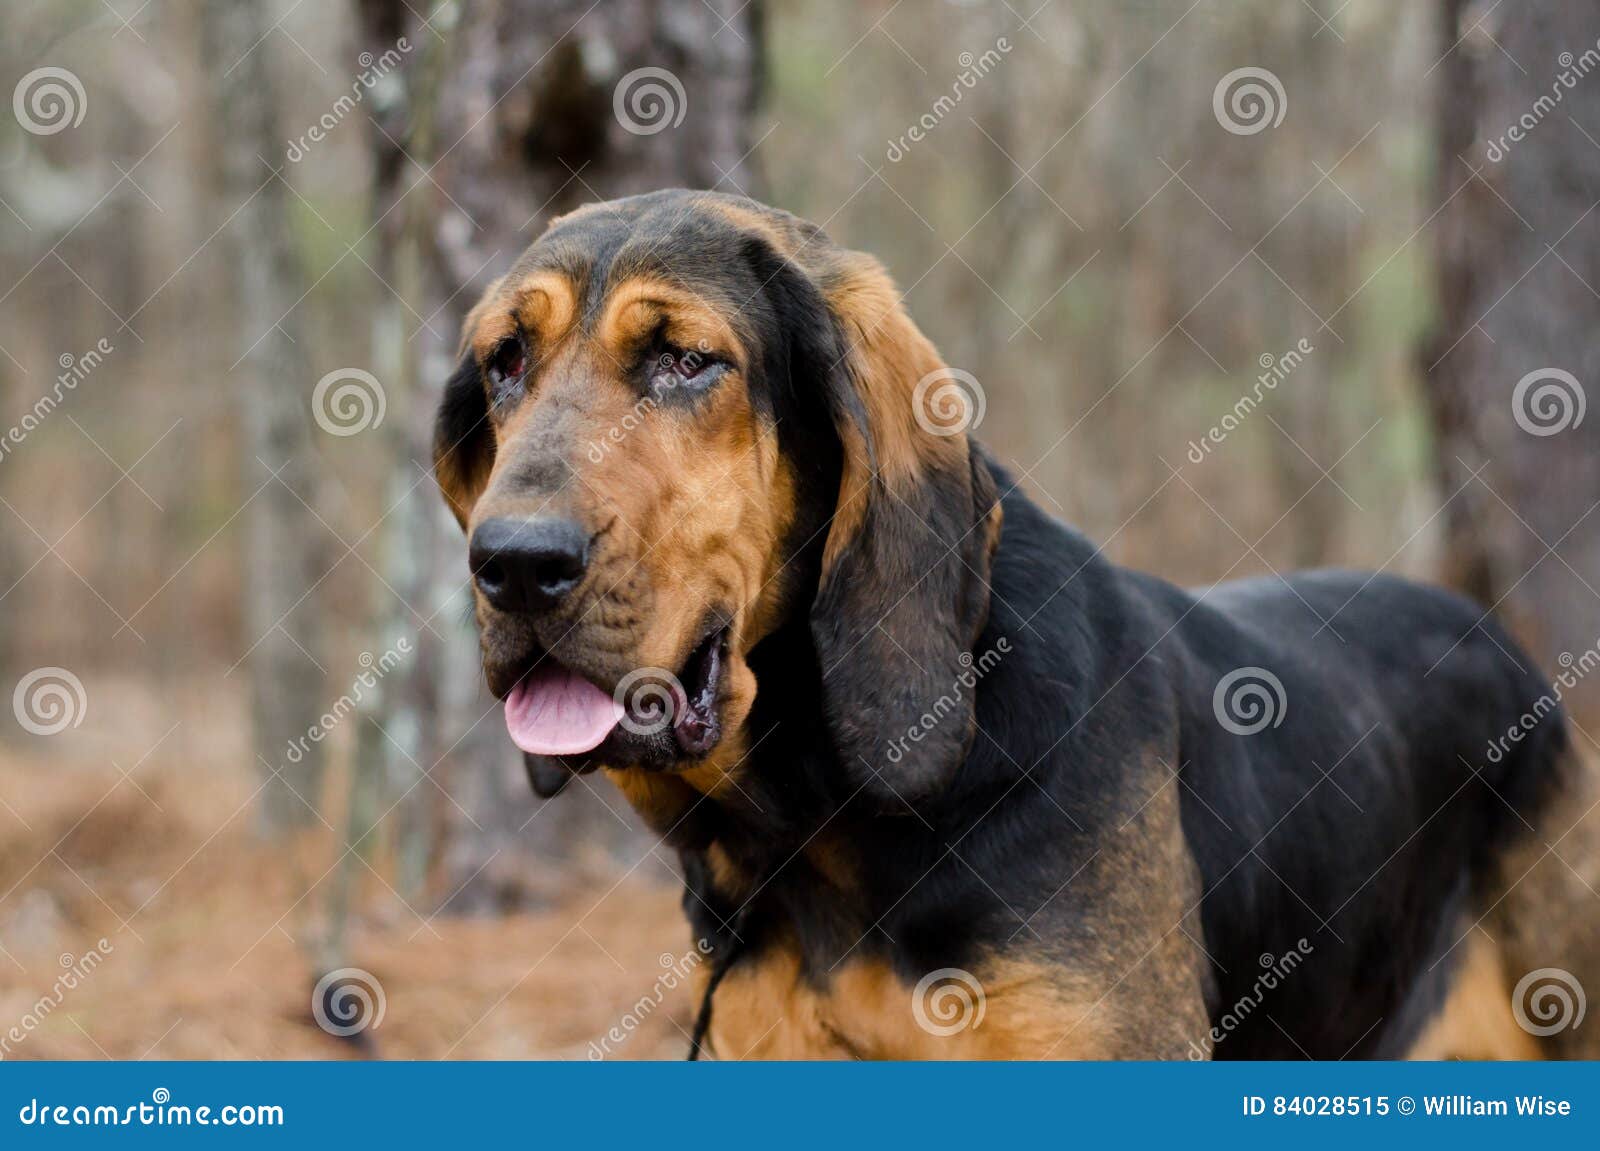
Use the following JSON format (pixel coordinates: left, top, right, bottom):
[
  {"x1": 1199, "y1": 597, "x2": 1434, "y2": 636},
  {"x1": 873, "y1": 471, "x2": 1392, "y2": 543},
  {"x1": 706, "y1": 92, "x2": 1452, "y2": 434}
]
[{"x1": 434, "y1": 190, "x2": 1599, "y2": 1060}]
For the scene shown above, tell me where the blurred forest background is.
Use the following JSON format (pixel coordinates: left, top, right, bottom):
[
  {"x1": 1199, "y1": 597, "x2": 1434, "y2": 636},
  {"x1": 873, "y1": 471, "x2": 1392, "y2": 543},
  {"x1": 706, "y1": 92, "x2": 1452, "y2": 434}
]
[{"x1": 1, "y1": 0, "x2": 1598, "y2": 1058}]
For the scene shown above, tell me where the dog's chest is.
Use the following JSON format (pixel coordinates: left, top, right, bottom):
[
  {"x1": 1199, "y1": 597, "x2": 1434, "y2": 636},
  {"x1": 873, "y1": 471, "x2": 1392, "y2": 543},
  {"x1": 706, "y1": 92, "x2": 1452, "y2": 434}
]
[
  {"x1": 700, "y1": 945, "x2": 890, "y2": 1059},
  {"x1": 700, "y1": 944, "x2": 1097, "y2": 1059}
]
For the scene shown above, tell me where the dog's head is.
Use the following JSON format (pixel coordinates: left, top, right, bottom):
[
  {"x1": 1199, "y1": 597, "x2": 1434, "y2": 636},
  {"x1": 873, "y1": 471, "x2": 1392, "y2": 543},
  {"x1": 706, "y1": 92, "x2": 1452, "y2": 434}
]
[{"x1": 435, "y1": 191, "x2": 1000, "y2": 804}]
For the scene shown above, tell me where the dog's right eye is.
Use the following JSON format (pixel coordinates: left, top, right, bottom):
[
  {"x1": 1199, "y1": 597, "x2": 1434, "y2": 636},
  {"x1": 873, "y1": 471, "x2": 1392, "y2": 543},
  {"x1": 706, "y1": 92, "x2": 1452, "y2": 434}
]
[
  {"x1": 488, "y1": 336, "x2": 527, "y2": 388},
  {"x1": 650, "y1": 343, "x2": 725, "y2": 392}
]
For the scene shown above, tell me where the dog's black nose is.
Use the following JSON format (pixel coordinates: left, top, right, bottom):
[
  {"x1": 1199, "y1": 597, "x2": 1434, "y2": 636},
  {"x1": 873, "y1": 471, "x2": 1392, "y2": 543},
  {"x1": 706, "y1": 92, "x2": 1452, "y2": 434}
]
[{"x1": 469, "y1": 517, "x2": 589, "y2": 612}]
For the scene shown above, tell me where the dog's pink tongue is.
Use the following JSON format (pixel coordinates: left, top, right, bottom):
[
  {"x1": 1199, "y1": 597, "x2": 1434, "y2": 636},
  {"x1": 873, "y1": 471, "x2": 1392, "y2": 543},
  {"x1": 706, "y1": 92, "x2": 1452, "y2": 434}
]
[{"x1": 504, "y1": 664, "x2": 623, "y2": 756}]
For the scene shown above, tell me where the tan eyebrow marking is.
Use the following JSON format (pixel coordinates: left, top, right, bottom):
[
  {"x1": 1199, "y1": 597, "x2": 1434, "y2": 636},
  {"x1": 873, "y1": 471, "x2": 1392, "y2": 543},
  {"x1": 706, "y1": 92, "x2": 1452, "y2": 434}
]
[
  {"x1": 597, "y1": 276, "x2": 742, "y2": 368},
  {"x1": 468, "y1": 271, "x2": 579, "y2": 364}
]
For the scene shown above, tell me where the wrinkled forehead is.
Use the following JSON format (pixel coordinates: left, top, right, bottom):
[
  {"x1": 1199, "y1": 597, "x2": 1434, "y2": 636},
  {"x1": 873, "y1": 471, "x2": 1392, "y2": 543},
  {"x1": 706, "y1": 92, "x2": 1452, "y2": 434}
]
[{"x1": 467, "y1": 195, "x2": 800, "y2": 357}]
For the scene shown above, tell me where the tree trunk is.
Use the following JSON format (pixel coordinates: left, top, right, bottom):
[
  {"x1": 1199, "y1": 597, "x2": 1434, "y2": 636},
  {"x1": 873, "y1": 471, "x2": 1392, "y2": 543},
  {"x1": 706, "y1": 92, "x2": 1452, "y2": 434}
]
[
  {"x1": 358, "y1": 0, "x2": 764, "y2": 910},
  {"x1": 1423, "y1": 0, "x2": 1600, "y2": 726},
  {"x1": 207, "y1": 0, "x2": 330, "y2": 834}
]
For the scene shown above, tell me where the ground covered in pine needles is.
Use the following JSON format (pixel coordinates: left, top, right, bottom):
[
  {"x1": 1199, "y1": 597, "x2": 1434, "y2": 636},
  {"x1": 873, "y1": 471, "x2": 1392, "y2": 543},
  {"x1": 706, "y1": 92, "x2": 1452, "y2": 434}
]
[{"x1": 0, "y1": 676, "x2": 696, "y2": 1061}]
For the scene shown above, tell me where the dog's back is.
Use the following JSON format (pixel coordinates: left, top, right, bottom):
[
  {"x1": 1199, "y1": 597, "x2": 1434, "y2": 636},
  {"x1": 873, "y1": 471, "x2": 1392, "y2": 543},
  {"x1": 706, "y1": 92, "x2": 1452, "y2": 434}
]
[{"x1": 1164, "y1": 569, "x2": 1595, "y2": 1058}]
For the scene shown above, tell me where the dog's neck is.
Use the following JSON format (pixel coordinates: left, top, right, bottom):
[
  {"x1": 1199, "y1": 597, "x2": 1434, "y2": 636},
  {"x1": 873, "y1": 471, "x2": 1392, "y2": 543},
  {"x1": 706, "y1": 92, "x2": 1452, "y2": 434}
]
[
  {"x1": 621, "y1": 481, "x2": 1099, "y2": 979},
  {"x1": 652, "y1": 610, "x2": 888, "y2": 962},
  {"x1": 663, "y1": 581, "x2": 986, "y2": 969},
  {"x1": 662, "y1": 481, "x2": 1102, "y2": 961}
]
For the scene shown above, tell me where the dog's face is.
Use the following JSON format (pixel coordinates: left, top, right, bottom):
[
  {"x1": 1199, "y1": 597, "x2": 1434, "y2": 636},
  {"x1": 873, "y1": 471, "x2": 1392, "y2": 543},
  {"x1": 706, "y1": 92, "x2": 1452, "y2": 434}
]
[{"x1": 435, "y1": 191, "x2": 1000, "y2": 803}]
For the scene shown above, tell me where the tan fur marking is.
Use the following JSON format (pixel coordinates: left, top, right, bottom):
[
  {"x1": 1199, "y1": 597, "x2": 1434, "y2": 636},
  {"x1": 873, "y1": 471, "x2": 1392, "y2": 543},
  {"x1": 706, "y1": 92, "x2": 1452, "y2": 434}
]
[
  {"x1": 980, "y1": 493, "x2": 1004, "y2": 568},
  {"x1": 458, "y1": 274, "x2": 507, "y2": 357},
  {"x1": 1440, "y1": 750, "x2": 1600, "y2": 1059},
  {"x1": 596, "y1": 277, "x2": 743, "y2": 368},
  {"x1": 603, "y1": 768, "x2": 700, "y2": 837},
  {"x1": 697, "y1": 749, "x2": 1215, "y2": 1061},
  {"x1": 818, "y1": 434, "x2": 873, "y2": 578},
  {"x1": 823, "y1": 254, "x2": 947, "y2": 488},
  {"x1": 455, "y1": 260, "x2": 796, "y2": 778},
  {"x1": 513, "y1": 272, "x2": 577, "y2": 342},
  {"x1": 1406, "y1": 933, "x2": 1542, "y2": 1060},
  {"x1": 816, "y1": 253, "x2": 975, "y2": 578},
  {"x1": 467, "y1": 271, "x2": 577, "y2": 364},
  {"x1": 704, "y1": 842, "x2": 751, "y2": 900},
  {"x1": 675, "y1": 721, "x2": 753, "y2": 799},
  {"x1": 701, "y1": 947, "x2": 1127, "y2": 1060},
  {"x1": 802, "y1": 832, "x2": 856, "y2": 895},
  {"x1": 558, "y1": 317, "x2": 793, "y2": 793},
  {"x1": 706, "y1": 200, "x2": 805, "y2": 260}
]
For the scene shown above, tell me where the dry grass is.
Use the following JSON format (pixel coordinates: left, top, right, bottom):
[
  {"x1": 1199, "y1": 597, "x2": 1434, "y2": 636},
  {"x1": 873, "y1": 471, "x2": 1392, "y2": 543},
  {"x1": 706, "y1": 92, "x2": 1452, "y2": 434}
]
[{"x1": 0, "y1": 678, "x2": 698, "y2": 1061}]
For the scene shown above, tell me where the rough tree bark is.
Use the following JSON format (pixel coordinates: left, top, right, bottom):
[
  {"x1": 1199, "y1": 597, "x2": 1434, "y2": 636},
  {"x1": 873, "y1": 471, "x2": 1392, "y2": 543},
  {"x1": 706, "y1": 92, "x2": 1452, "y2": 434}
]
[
  {"x1": 1423, "y1": 1, "x2": 1600, "y2": 726},
  {"x1": 355, "y1": 0, "x2": 764, "y2": 910},
  {"x1": 208, "y1": 0, "x2": 330, "y2": 834}
]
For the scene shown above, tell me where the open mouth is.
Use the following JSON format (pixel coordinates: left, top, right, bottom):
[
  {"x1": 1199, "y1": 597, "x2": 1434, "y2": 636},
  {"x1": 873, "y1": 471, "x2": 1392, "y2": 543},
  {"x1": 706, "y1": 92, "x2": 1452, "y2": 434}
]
[{"x1": 501, "y1": 621, "x2": 729, "y2": 765}]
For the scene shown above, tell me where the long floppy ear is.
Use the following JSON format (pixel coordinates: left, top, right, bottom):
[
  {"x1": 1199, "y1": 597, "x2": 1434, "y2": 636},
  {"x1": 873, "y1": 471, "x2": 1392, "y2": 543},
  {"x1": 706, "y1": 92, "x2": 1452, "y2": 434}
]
[
  {"x1": 433, "y1": 351, "x2": 495, "y2": 529},
  {"x1": 434, "y1": 278, "x2": 507, "y2": 529},
  {"x1": 808, "y1": 252, "x2": 1003, "y2": 807}
]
